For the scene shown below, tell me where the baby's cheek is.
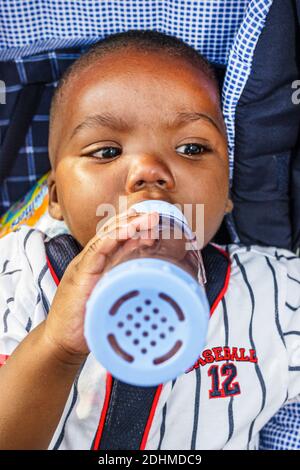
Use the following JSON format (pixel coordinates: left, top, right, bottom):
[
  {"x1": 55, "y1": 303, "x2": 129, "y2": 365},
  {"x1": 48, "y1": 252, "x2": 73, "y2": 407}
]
[
  {"x1": 191, "y1": 171, "x2": 227, "y2": 227},
  {"x1": 61, "y1": 195, "x2": 99, "y2": 246},
  {"x1": 201, "y1": 184, "x2": 228, "y2": 245},
  {"x1": 203, "y1": 204, "x2": 224, "y2": 245}
]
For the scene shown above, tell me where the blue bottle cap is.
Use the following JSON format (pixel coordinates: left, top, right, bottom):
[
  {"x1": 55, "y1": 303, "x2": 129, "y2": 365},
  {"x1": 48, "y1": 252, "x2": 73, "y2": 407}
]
[
  {"x1": 131, "y1": 199, "x2": 194, "y2": 239},
  {"x1": 85, "y1": 257, "x2": 209, "y2": 386}
]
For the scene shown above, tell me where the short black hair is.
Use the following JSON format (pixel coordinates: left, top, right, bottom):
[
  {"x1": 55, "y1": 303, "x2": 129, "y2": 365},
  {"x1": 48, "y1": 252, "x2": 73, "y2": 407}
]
[{"x1": 49, "y1": 30, "x2": 219, "y2": 160}]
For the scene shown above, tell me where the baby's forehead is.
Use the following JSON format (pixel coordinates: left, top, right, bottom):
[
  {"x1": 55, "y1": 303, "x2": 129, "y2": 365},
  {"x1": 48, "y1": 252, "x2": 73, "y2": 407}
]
[
  {"x1": 65, "y1": 48, "x2": 218, "y2": 97},
  {"x1": 49, "y1": 49, "x2": 223, "y2": 164},
  {"x1": 66, "y1": 57, "x2": 219, "y2": 114}
]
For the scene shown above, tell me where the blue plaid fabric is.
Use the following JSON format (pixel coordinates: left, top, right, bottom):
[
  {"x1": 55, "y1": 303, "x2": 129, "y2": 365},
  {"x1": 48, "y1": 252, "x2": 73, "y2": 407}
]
[
  {"x1": 222, "y1": 0, "x2": 273, "y2": 179},
  {"x1": 0, "y1": 0, "x2": 251, "y2": 215},
  {"x1": 260, "y1": 402, "x2": 300, "y2": 450},
  {"x1": 0, "y1": 0, "x2": 248, "y2": 64},
  {"x1": 0, "y1": 48, "x2": 86, "y2": 213}
]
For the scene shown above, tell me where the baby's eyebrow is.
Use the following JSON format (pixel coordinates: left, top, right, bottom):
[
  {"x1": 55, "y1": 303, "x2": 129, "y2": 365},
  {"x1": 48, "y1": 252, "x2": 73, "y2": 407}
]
[
  {"x1": 171, "y1": 112, "x2": 222, "y2": 134},
  {"x1": 69, "y1": 110, "x2": 222, "y2": 141},
  {"x1": 70, "y1": 113, "x2": 131, "y2": 139}
]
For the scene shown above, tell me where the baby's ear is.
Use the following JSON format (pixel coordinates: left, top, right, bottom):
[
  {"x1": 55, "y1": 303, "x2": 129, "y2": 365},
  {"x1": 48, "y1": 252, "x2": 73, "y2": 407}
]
[
  {"x1": 47, "y1": 171, "x2": 64, "y2": 221},
  {"x1": 225, "y1": 198, "x2": 234, "y2": 214}
]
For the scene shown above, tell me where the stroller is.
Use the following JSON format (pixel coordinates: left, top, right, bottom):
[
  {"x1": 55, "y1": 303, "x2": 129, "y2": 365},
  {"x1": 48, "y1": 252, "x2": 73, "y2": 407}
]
[{"x1": 0, "y1": 0, "x2": 300, "y2": 449}]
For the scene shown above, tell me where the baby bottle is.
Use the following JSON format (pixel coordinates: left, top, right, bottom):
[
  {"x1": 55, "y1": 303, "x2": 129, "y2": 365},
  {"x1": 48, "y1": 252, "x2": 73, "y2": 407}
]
[{"x1": 84, "y1": 200, "x2": 209, "y2": 386}]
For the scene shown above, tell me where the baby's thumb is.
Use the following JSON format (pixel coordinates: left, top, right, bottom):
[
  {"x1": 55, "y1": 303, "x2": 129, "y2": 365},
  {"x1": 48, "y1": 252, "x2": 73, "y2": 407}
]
[{"x1": 77, "y1": 237, "x2": 109, "y2": 278}]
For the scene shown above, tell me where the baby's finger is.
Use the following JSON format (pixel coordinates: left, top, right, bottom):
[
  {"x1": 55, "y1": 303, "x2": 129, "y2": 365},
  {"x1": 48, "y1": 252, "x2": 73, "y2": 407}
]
[
  {"x1": 105, "y1": 211, "x2": 159, "y2": 240},
  {"x1": 74, "y1": 212, "x2": 159, "y2": 277}
]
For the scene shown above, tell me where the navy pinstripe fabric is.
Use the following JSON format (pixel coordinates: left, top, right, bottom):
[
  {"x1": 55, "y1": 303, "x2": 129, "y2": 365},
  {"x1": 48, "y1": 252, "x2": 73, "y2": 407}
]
[{"x1": 234, "y1": 254, "x2": 267, "y2": 449}]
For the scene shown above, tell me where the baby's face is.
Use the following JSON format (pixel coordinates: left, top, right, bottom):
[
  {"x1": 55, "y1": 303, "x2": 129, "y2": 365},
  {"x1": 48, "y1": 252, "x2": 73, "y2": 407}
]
[{"x1": 48, "y1": 48, "x2": 230, "y2": 247}]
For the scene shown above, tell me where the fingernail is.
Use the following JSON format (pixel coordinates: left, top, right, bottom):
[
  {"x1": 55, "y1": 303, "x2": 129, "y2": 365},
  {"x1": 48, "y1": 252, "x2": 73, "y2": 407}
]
[
  {"x1": 150, "y1": 211, "x2": 160, "y2": 220},
  {"x1": 128, "y1": 207, "x2": 137, "y2": 216}
]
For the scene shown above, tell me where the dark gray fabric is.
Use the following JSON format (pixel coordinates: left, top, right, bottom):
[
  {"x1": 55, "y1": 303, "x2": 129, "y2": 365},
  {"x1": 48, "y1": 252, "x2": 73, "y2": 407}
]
[{"x1": 232, "y1": 0, "x2": 300, "y2": 250}]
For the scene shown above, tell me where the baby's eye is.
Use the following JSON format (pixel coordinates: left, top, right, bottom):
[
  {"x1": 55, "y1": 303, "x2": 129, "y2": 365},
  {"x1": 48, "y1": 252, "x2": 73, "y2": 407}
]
[
  {"x1": 176, "y1": 143, "x2": 210, "y2": 158},
  {"x1": 88, "y1": 146, "x2": 122, "y2": 160}
]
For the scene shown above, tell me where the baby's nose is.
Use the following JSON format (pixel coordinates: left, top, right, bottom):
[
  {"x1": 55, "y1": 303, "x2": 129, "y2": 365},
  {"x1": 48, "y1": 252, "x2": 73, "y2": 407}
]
[{"x1": 125, "y1": 154, "x2": 175, "y2": 193}]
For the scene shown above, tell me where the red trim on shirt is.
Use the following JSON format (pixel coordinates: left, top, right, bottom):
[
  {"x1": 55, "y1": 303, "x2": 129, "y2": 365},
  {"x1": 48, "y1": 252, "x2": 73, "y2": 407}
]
[
  {"x1": 0, "y1": 354, "x2": 9, "y2": 367},
  {"x1": 209, "y1": 245, "x2": 231, "y2": 316},
  {"x1": 93, "y1": 373, "x2": 113, "y2": 450},
  {"x1": 210, "y1": 261, "x2": 231, "y2": 316},
  {"x1": 139, "y1": 384, "x2": 163, "y2": 450},
  {"x1": 210, "y1": 243, "x2": 230, "y2": 260},
  {"x1": 46, "y1": 255, "x2": 60, "y2": 286}
]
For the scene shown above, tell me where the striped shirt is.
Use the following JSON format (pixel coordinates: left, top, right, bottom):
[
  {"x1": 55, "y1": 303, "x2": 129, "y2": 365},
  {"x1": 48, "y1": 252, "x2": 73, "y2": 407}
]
[{"x1": 0, "y1": 225, "x2": 300, "y2": 450}]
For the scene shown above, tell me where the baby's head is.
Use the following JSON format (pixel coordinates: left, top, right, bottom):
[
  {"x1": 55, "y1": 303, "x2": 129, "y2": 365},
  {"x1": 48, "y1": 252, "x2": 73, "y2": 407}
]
[{"x1": 48, "y1": 30, "x2": 232, "y2": 247}]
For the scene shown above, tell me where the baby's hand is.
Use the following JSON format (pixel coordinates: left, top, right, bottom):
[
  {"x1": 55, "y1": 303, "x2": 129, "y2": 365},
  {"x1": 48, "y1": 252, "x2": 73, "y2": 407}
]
[{"x1": 43, "y1": 209, "x2": 159, "y2": 365}]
